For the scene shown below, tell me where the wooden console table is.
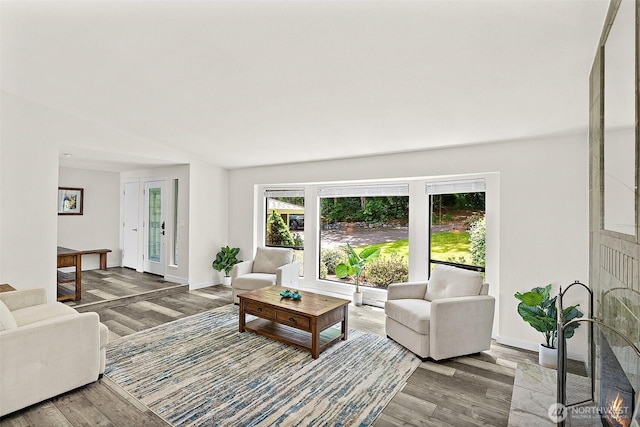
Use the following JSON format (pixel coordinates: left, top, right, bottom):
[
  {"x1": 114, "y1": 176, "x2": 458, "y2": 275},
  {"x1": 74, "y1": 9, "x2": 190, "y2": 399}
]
[
  {"x1": 57, "y1": 247, "x2": 111, "y2": 302},
  {"x1": 0, "y1": 284, "x2": 16, "y2": 293}
]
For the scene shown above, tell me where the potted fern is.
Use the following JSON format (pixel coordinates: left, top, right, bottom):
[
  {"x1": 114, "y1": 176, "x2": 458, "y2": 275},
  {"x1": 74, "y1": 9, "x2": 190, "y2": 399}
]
[
  {"x1": 212, "y1": 246, "x2": 241, "y2": 286},
  {"x1": 335, "y1": 243, "x2": 380, "y2": 306},
  {"x1": 514, "y1": 284, "x2": 583, "y2": 368}
]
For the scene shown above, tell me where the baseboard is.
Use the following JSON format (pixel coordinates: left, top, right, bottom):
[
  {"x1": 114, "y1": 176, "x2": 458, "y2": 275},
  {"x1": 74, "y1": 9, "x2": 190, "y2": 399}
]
[
  {"x1": 189, "y1": 281, "x2": 216, "y2": 290},
  {"x1": 495, "y1": 335, "x2": 539, "y2": 352},
  {"x1": 164, "y1": 274, "x2": 188, "y2": 285}
]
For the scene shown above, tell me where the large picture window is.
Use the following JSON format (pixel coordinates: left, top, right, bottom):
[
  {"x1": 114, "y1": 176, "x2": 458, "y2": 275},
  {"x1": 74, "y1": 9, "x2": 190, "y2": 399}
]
[
  {"x1": 427, "y1": 179, "x2": 486, "y2": 274},
  {"x1": 264, "y1": 188, "x2": 305, "y2": 276},
  {"x1": 318, "y1": 184, "x2": 409, "y2": 289}
]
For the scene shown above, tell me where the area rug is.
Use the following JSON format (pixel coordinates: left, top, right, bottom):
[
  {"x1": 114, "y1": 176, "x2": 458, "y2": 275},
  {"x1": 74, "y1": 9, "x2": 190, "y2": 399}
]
[{"x1": 105, "y1": 304, "x2": 419, "y2": 426}]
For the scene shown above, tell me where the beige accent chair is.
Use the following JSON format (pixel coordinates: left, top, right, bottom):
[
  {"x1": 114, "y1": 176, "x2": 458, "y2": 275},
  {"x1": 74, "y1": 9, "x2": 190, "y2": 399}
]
[
  {"x1": 0, "y1": 288, "x2": 109, "y2": 416},
  {"x1": 231, "y1": 247, "x2": 299, "y2": 304},
  {"x1": 385, "y1": 264, "x2": 495, "y2": 361}
]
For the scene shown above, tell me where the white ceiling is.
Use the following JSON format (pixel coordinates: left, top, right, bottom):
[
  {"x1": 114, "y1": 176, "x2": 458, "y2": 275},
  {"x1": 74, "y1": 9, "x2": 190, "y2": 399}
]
[{"x1": 1, "y1": 0, "x2": 610, "y2": 171}]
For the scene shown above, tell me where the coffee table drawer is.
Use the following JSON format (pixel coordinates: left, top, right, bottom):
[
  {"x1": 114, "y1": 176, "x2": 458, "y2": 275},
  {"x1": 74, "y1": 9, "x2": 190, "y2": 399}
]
[
  {"x1": 276, "y1": 310, "x2": 311, "y2": 331},
  {"x1": 245, "y1": 302, "x2": 275, "y2": 319}
]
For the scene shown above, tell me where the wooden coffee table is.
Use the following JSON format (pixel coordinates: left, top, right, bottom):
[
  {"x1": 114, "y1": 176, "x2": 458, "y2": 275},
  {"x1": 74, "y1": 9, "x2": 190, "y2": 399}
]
[{"x1": 238, "y1": 286, "x2": 350, "y2": 359}]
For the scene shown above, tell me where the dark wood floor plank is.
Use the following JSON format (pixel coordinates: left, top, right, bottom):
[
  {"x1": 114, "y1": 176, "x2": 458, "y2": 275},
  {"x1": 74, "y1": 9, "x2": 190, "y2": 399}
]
[
  {"x1": 80, "y1": 379, "x2": 169, "y2": 427},
  {"x1": 431, "y1": 405, "x2": 497, "y2": 427},
  {"x1": 401, "y1": 379, "x2": 510, "y2": 425},
  {"x1": 22, "y1": 401, "x2": 73, "y2": 427},
  {"x1": 51, "y1": 391, "x2": 115, "y2": 427}
]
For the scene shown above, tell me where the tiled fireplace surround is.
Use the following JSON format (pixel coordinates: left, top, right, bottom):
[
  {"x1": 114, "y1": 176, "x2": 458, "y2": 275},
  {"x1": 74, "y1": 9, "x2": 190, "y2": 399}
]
[{"x1": 588, "y1": 0, "x2": 640, "y2": 423}]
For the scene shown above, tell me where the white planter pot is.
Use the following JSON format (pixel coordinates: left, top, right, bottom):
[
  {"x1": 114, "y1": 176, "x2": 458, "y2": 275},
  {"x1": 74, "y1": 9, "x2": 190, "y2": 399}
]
[
  {"x1": 539, "y1": 344, "x2": 557, "y2": 369},
  {"x1": 353, "y1": 291, "x2": 363, "y2": 306},
  {"x1": 222, "y1": 276, "x2": 232, "y2": 286}
]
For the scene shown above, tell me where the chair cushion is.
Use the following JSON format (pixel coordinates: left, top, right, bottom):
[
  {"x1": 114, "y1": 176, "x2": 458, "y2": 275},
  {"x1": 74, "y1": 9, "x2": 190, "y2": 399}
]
[
  {"x1": 384, "y1": 299, "x2": 431, "y2": 335},
  {"x1": 425, "y1": 265, "x2": 483, "y2": 301},
  {"x1": 252, "y1": 247, "x2": 293, "y2": 274},
  {"x1": 0, "y1": 300, "x2": 17, "y2": 331},
  {"x1": 234, "y1": 273, "x2": 278, "y2": 290},
  {"x1": 11, "y1": 302, "x2": 78, "y2": 327}
]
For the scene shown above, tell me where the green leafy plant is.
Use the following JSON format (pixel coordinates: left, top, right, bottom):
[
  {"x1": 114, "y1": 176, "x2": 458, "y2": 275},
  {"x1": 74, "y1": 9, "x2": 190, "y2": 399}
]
[
  {"x1": 335, "y1": 243, "x2": 381, "y2": 293},
  {"x1": 514, "y1": 284, "x2": 583, "y2": 348},
  {"x1": 212, "y1": 246, "x2": 242, "y2": 277}
]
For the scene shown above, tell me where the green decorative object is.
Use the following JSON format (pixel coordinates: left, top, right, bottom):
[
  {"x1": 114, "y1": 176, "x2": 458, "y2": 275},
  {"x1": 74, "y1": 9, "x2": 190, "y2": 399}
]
[
  {"x1": 212, "y1": 246, "x2": 242, "y2": 277},
  {"x1": 335, "y1": 243, "x2": 381, "y2": 294},
  {"x1": 280, "y1": 289, "x2": 301, "y2": 300},
  {"x1": 280, "y1": 289, "x2": 293, "y2": 298},
  {"x1": 514, "y1": 284, "x2": 583, "y2": 349}
]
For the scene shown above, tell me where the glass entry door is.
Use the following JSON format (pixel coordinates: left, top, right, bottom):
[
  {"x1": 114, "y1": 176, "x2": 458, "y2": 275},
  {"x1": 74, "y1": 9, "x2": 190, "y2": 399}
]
[{"x1": 144, "y1": 180, "x2": 167, "y2": 276}]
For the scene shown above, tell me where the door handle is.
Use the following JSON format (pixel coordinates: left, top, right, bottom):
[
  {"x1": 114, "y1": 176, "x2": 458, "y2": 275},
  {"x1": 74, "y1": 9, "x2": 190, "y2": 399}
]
[{"x1": 132, "y1": 228, "x2": 138, "y2": 232}]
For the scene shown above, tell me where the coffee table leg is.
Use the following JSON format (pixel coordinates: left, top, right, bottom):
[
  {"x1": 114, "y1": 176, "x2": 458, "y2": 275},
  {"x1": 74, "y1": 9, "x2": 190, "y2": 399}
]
[
  {"x1": 239, "y1": 299, "x2": 246, "y2": 333},
  {"x1": 311, "y1": 319, "x2": 319, "y2": 359},
  {"x1": 342, "y1": 305, "x2": 348, "y2": 341}
]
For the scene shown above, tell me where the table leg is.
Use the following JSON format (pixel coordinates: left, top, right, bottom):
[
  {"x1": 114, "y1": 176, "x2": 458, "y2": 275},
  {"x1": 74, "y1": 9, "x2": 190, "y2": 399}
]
[
  {"x1": 100, "y1": 253, "x2": 108, "y2": 270},
  {"x1": 342, "y1": 305, "x2": 348, "y2": 341},
  {"x1": 239, "y1": 299, "x2": 246, "y2": 333},
  {"x1": 311, "y1": 318, "x2": 319, "y2": 359},
  {"x1": 75, "y1": 254, "x2": 82, "y2": 301}
]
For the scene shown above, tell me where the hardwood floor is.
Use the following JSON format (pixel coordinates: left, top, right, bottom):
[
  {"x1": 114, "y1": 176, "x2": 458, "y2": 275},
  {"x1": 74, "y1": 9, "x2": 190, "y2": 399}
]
[{"x1": 1, "y1": 269, "x2": 540, "y2": 426}]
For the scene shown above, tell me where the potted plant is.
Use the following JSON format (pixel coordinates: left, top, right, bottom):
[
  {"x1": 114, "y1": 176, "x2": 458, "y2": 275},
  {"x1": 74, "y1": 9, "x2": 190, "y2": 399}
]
[
  {"x1": 335, "y1": 243, "x2": 380, "y2": 306},
  {"x1": 514, "y1": 284, "x2": 583, "y2": 368},
  {"x1": 212, "y1": 246, "x2": 242, "y2": 286}
]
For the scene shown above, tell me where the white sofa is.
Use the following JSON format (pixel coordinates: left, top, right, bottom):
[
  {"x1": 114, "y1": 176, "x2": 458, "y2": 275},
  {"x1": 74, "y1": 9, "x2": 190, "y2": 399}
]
[
  {"x1": 231, "y1": 247, "x2": 299, "y2": 304},
  {"x1": 0, "y1": 288, "x2": 109, "y2": 416},
  {"x1": 385, "y1": 264, "x2": 495, "y2": 361}
]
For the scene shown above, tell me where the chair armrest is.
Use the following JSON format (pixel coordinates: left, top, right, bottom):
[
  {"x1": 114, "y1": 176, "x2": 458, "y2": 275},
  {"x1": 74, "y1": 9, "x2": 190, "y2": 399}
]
[
  {"x1": 231, "y1": 260, "x2": 253, "y2": 279},
  {"x1": 276, "y1": 262, "x2": 299, "y2": 287},
  {"x1": 429, "y1": 295, "x2": 496, "y2": 360},
  {"x1": 0, "y1": 288, "x2": 48, "y2": 311},
  {"x1": 386, "y1": 282, "x2": 428, "y2": 300}
]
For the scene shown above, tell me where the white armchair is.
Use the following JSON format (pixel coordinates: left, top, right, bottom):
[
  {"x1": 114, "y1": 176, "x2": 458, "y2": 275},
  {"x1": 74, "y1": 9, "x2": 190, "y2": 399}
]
[
  {"x1": 231, "y1": 247, "x2": 299, "y2": 303},
  {"x1": 384, "y1": 264, "x2": 495, "y2": 361},
  {"x1": 0, "y1": 288, "x2": 109, "y2": 416}
]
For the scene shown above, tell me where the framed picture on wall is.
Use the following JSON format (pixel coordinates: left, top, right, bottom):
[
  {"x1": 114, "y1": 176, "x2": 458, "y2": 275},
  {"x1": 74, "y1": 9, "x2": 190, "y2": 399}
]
[{"x1": 58, "y1": 187, "x2": 84, "y2": 215}]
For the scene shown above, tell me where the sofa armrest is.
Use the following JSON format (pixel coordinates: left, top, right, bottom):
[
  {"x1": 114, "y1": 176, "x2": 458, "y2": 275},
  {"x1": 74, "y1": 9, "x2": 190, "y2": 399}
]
[
  {"x1": 276, "y1": 262, "x2": 300, "y2": 287},
  {"x1": 386, "y1": 282, "x2": 428, "y2": 300},
  {"x1": 0, "y1": 288, "x2": 48, "y2": 311},
  {"x1": 0, "y1": 312, "x2": 101, "y2": 416},
  {"x1": 231, "y1": 260, "x2": 253, "y2": 279},
  {"x1": 429, "y1": 295, "x2": 495, "y2": 360}
]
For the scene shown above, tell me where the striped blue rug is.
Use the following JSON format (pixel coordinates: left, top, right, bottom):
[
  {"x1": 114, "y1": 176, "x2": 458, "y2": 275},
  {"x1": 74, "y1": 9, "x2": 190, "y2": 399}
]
[{"x1": 105, "y1": 304, "x2": 419, "y2": 426}]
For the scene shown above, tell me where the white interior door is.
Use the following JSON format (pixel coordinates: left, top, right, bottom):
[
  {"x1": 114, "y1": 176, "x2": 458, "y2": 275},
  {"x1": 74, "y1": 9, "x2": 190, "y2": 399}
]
[
  {"x1": 122, "y1": 181, "x2": 140, "y2": 269},
  {"x1": 143, "y1": 180, "x2": 167, "y2": 276}
]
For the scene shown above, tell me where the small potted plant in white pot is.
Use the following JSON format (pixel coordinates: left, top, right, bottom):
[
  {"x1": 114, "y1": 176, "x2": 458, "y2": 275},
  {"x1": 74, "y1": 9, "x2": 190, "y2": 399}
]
[
  {"x1": 212, "y1": 246, "x2": 241, "y2": 286},
  {"x1": 335, "y1": 243, "x2": 380, "y2": 306},
  {"x1": 514, "y1": 284, "x2": 583, "y2": 368}
]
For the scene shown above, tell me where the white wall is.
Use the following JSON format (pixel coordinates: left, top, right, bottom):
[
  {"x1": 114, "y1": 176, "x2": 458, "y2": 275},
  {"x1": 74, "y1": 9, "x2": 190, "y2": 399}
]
[
  {"x1": 58, "y1": 167, "x2": 121, "y2": 269},
  {"x1": 228, "y1": 132, "x2": 589, "y2": 350},
  {"x1": 0, "y1": 94, "x2": 60, "y2": 301},
  {"x1": 188, "y1": 160, "x2": 229, "y2": 289}
]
